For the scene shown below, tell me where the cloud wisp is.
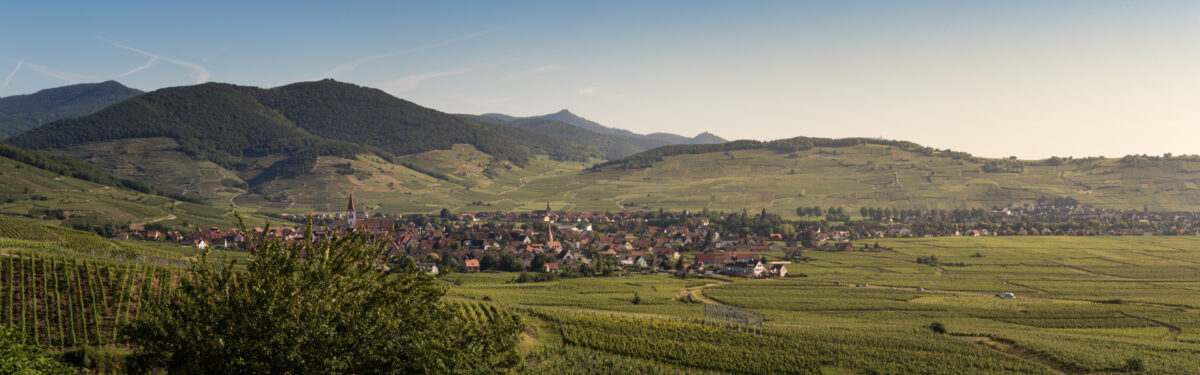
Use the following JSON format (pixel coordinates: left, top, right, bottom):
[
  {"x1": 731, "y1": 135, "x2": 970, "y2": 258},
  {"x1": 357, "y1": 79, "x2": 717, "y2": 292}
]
[
  {"x1": 1, "y1": 58, "x2": 96, "y2": 84},
  {"x1": 2, "y1": 59, "x2": 22, "y2": 89},
  {"x1": 502, "y1": 64, "x2": 561, "y2": 81},
  {"x1": 578, "y1": 87, "x2": 599, "y2": 95},
  {"x1": 379, "y1": 60, "x2": 510, "y2": 93},
  {"x1": 115, "y1": 56, "x2": 159, "y2": 78},
  {"x1": 318, "y1": 30, "x2": 494, "y2": 80},
  {"x1": 99, "y1": 37, "x2": 210, "y2": 84}
]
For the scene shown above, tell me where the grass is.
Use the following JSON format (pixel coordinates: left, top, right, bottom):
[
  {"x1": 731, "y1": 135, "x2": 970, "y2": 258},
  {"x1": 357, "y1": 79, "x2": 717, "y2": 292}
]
[
  {"x1": 0, "y1": 152, "x2": 273, "y2": 230},
  {"x1": 441, "y1": 236, "x2": 1200, "y2": 374}
]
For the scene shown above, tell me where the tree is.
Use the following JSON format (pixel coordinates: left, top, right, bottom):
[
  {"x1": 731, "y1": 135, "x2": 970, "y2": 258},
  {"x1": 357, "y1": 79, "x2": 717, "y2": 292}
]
[
  {"x1": 530, "y1": 253, "x2": 550, "y2": 272},
  {"x1": 126, "y1": 217, "x2": 523, "y2": 374},
  {"x1": 0, "y1": 325, "x2": 79, "y2": 374}
]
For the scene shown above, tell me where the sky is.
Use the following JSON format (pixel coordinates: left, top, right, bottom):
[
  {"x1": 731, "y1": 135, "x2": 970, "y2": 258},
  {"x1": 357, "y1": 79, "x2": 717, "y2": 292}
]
[{"x1": 1, "y1": 0, "x2": 1197, "y2": 159}]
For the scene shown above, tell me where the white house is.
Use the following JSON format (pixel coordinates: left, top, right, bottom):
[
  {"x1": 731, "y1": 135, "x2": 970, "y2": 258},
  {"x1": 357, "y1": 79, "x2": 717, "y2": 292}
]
[{"x1": 722, "y1": 259, "x2": 766, "y2": 278}]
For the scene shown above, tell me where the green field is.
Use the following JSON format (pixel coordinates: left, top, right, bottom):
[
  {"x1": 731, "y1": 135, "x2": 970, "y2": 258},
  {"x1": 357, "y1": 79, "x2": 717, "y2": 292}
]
[
  {"x1": 41, "y1": 139, "x2": 1200, "y2": 217},
  {"x1": 4, "y1": 217, "x2": 1200, "y2": 373},
  {"x1": 0, "y1": 152, "x2": 274, "y2": 230},
  {"x1": 443, "y1": 236, "x2": 1200, "y2": 374}
]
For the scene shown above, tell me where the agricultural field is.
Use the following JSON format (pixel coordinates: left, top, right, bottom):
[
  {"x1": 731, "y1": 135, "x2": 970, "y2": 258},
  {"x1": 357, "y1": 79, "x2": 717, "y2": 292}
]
[
  {"x1": 5, "y1": 215, "x2": 1200, "y2": 373},
  {"x1": 517, "y1": 144, "x2": 1200, "y2": 216},
  {"x1": 444, "y1": 236, "x2": 1200, "y2": 374},
  {"x1": 241, "y1": 145, "x2": 594, "y2": 214},
  {"x1": 0, "y1": 153, "x2": 273, "y2": 230},
  {"x1": 44, "y1": 140, "x2": 1200, "y2": 218}
]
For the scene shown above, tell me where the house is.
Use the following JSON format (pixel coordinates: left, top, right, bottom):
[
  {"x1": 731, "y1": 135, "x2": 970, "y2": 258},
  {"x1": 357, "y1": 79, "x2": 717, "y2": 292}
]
[
  {"x1": 464, "y1": 259, "x2": 480, "y2": 273},
  {"x1": 836, "y1": 243, "x2": 854, "y2": 252},
  {"x1": 543, "y1": 262, "x2": 559, "y2": 273},
  {"x1": 193, "y1": 239, "x2": 208, "y2": 249},
  {"x1": 418, "y1": 262, "x2": 440, "y2": 275},
  {"x1": 722, "y1": 259, "x2": 766, "y2": 278},
  {"x1": 695, "y1": 252, "x2": 729, "y2": 268},
  {"x1": 769, "y1": 264, "x2": 788, "y2": 278}
]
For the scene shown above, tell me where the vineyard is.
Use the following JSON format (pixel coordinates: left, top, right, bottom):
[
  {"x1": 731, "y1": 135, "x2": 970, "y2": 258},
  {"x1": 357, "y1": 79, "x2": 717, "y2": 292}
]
[
  {"x1": 442, "y1": 235, "x2": 1200, "y2": 374},
  {"x1": 0, "y1": 250, "x2": 175, "y2": 348},
  {"x1": 0, "y1": 215, "x2": 185, "y2": 265},
  {"x1": 3, "y1": 219, "x2": 1200, "y2": 373}
]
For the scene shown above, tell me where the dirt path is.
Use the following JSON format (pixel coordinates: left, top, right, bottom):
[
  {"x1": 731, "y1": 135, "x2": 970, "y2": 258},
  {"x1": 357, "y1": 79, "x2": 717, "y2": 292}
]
[
  {"x1": 499, "y1": 178, "x2": 527, "y2": 196},
  {"x1": 132, "y1": 213, "x2": 176, "y2": 227},
  {"x1": 677, "y1": 280, "x2": 730, "y2": 305},
  {"x1": 954, "y1": 336, "x2": 1074, "y2": 374},
  {"x1": 855, "y1": 284, "x2": 1061, "y2": 302},
  {"x1": 1118, "y1": 312, "x2": 1184, "y2": 342}
]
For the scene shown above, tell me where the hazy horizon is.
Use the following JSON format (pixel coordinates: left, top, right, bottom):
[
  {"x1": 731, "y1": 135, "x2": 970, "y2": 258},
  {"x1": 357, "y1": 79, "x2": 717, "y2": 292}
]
[{"x1": 2, "y1": 0, "x2": 1197, "y2": 159}]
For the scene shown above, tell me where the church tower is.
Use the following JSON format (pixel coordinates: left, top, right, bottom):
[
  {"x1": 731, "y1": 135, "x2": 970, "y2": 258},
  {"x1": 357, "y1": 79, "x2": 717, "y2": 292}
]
[{"x1": 347, "y1": 193, "x2": 357, "y2": 230}]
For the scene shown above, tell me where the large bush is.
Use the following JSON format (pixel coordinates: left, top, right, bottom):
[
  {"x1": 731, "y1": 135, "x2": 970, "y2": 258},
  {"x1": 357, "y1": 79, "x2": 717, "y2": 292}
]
[{"x1": 126, "y1": 218, "x2": 523, "y2": 374}]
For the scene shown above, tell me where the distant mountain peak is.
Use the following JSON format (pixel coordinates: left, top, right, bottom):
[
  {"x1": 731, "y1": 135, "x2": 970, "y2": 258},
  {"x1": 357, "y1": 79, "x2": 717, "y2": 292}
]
[{"x1": 0, "y1": 81, "x2": 143, "y2": 139}]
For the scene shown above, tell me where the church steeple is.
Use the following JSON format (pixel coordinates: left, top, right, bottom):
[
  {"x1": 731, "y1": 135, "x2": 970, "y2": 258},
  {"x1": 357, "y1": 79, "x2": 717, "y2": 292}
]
[{"x1": 347, "y1": 193, "x2": 357, "y2": 229}]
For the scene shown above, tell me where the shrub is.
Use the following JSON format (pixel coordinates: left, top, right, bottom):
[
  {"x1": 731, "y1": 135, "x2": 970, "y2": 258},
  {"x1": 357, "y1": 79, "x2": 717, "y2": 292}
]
[
  {"x1": 929, "y1": 322, "x2": 946, "y2": 334},
  {"x1": 0, "y1": 325, "x2": 79, "y2": 374},
  {"x1": 125, "y1": 215, "x2": 524, "y2": 374}
]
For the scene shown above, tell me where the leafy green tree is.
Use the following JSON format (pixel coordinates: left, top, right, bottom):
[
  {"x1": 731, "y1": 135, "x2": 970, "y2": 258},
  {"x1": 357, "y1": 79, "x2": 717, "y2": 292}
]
[
  {"x1": 0, "y1": 325, "x2": 79, "y2": 374},
  {"x1": 126, "y1": 218, "x2": 523, "y2": 374}
]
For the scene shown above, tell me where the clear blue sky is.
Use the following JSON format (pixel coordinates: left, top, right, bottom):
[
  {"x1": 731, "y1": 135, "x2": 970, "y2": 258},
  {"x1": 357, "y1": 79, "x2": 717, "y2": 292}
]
[{"x1": 2, "y1": 1, "x2": 1197, "y2": 158}]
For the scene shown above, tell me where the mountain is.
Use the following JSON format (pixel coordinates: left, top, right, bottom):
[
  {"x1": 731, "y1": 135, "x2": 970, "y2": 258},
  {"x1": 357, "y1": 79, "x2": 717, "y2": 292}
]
[
  {"x1": 460, "y1": 115, "x2": 600, "y2": 162},
  {"x1": 251, "y1": 80, "x2": 531, "y2": 165},
  {"x1": 0, "y1": 81, "x2": 143, "y2": 138},
  {"x1": 532, "y1": 109, "x2": 727, "y2": 145},
  {"x1": 475, "y1": 110, "x2": 727, "y2": 159},
  {"x1": 531, "y1": 109, "x2": 635, "y2": 137},
  {"x1": 7, "y1": 80, "x2": 540, "y2": 190},
  {"x1": 465, "y1": 115, "x2": 668, "y2": 159}
]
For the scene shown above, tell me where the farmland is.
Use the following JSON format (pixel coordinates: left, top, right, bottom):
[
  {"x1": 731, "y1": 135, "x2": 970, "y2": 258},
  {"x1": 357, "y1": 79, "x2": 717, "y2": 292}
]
[
  {"x1": 43, "y1": 139, "x2": 1200, "y2": 218},
  {"x1": 445, "y1": 236, "x2": 1200, "y2": 374},
  {"x1": 0, "y1": 152, "x2": 274, "y2": 230},
  {"x1": 4, "y1": 215, "x2": 1200, "y2": 373}
]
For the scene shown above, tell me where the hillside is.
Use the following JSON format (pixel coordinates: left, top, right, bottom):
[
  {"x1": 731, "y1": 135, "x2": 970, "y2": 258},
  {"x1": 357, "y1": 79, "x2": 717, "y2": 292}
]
[
  {"x1": 508, "y1": 140, "x2": 1200, "y2": 213},
  {"x1": 252, "y1": 80, "x2": 530, "y2": 165},
  {"x1": 0, "y1": 81, "x2": 142, "y2": 138},
  {"x1": 481, "y1": 109, "x2": 727, "y2": 158},
  {"x1": 7, "y1": 80, "x2": 541, "y2": 195},
  {"x1": 462, "y1": 115, "x2": 600, "y2": 162},
  {"x1": 0, "y1": 148, "x2": 272, "y2": 230},
  {"x1": 466, "y1": 114, "x2": 664, "y2": 159}
]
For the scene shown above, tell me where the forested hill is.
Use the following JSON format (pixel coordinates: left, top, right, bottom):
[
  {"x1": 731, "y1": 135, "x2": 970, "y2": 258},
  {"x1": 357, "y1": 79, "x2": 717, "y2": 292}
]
[
  {"x1": 480, "y1": 109, "x2": 728, "y2": 158},
  {"x1": 0, "y1": 81, "x2": 143, "y2": 138},
  {"x1": 465, "y1": 114, "x2": 666, "y2": 160},
  {"x1": 6, "y1": 82, "x2": 366, "y2": 175},
  {"x1": 253, "y1": 80, "x2": 530, "y2": 165},
  {"x1": 7, "y1": 80, "x2": 537, "y2": 180},
  {"x1": 457, "y1": 114, "x2": 600, "y2": 162},
  {"x1": 594, "y1": 136, "x2": 975, "y2": 170}
]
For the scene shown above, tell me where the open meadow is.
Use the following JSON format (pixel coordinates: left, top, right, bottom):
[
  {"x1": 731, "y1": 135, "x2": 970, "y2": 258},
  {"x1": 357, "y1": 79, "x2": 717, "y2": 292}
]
[{"x1": 444, "y1": 236, "x2": 1200, "y2": 374}]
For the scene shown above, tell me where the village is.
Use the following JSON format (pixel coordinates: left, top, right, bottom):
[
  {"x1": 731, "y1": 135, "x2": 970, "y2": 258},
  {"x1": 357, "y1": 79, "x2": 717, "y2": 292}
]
[{"x1": 106, "y1": 195, "x2": 1200, "y2": 279}]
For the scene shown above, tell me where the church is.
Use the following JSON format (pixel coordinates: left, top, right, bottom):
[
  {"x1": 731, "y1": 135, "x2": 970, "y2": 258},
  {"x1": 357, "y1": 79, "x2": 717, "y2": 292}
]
[{"x1": 340, "y1": 193, "x2": 391, "y2": 232}]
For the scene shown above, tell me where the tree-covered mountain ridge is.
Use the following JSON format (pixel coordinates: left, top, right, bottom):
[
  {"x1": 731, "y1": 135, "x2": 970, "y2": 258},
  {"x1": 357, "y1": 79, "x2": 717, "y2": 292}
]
[
  {"x1": 0, "y1": 80, "x2": 143, "y2": 138},
  {"x1": 6, "y1": 80, "x2": 546, "y2": 186}
]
